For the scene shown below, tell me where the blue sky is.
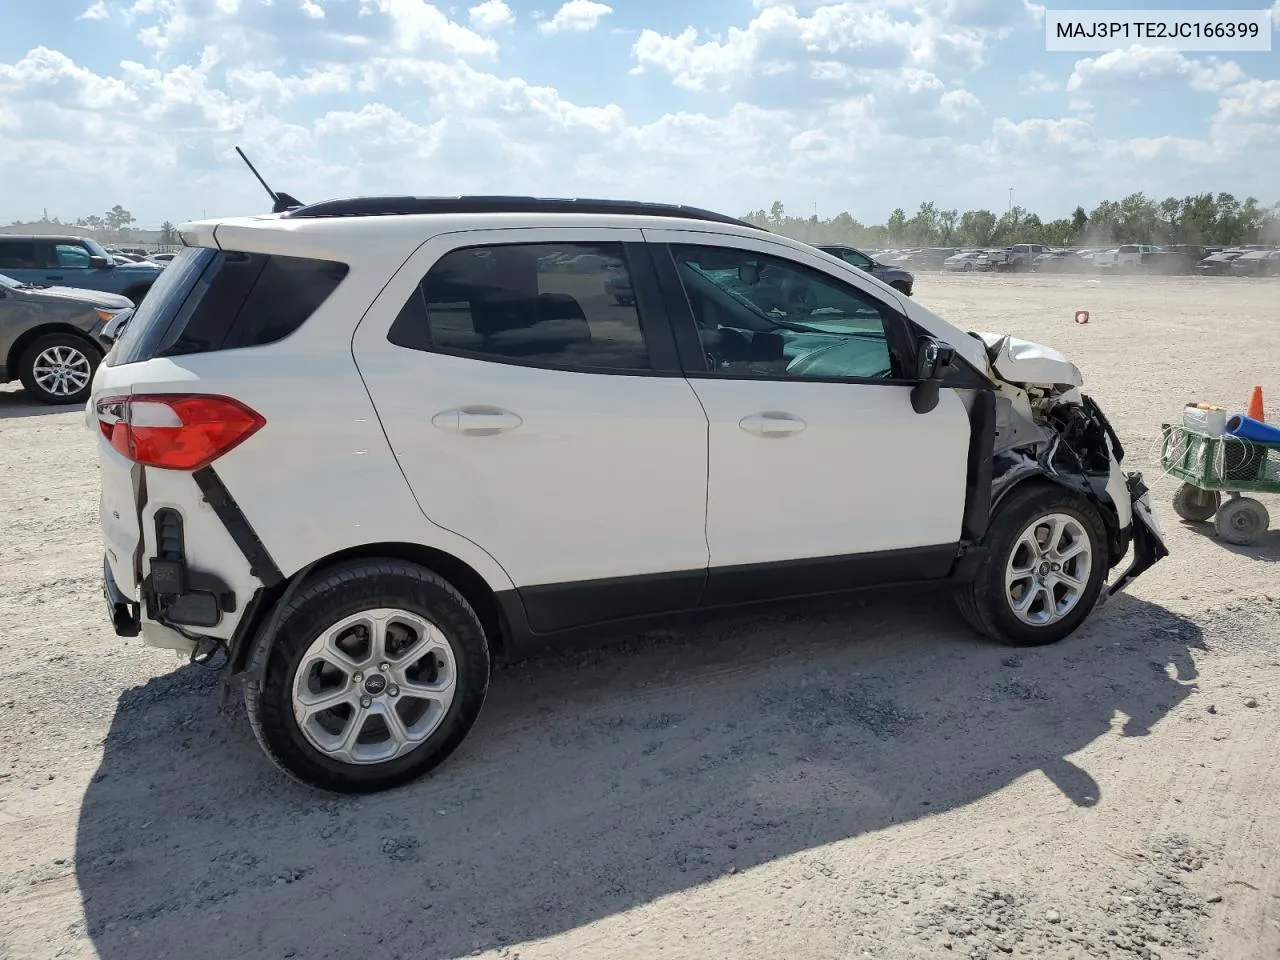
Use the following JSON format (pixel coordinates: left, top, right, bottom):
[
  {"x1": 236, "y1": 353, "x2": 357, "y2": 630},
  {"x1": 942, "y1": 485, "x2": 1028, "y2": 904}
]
[{"x1": 2, "y1": 0, "x2": 1277, "y2": 228}]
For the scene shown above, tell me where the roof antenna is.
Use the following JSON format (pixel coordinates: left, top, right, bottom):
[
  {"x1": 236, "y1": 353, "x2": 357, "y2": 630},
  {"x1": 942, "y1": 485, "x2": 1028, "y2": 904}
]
[{"x1": 234, "y1": 146, "x2": 303, "y2": 213}]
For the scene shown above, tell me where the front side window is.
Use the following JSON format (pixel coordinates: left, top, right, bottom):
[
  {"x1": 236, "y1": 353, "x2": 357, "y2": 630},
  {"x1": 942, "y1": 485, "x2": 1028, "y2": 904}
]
[
  {"x1": 670, "y1": 244, "x2": 897, "y2": 381},
  {"x1": 836, "y1": 248, "x2": 872, "y2": 270},
  {"x1": 53, "y1": 243, "x2": 91, "y2": 269},
  {"x1": 389, "y1": 242, "x2": 651, "y2": 372}
]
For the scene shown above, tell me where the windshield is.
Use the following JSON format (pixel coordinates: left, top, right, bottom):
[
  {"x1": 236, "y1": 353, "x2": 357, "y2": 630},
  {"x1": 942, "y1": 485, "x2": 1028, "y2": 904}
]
[{"x1": 83, "y1": 238, "x2": 111, "y2": 259}]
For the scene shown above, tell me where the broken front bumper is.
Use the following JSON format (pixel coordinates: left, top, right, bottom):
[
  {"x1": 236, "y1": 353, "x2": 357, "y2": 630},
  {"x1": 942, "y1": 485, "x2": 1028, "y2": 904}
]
[{"x1": 1106, "y1": 473, "x2": 1169, "y2": 598}]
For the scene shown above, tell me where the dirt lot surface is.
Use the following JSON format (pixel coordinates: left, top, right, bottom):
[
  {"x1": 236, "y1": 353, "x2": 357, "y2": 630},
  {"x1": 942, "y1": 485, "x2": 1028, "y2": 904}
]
[{"x1": 1, "y1": 273, "x2": 1278, "y2": 960}]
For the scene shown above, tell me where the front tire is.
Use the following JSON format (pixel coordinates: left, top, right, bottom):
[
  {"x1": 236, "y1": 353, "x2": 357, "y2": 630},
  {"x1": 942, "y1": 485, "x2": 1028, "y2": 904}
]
[
  {"x1": 957, "y1": 484, "x2": 1108, "y2": 646},
  {"x1": 19, "y1": 333, "x2": 100, "y2": 405},
  {"x1": 245, "y1": 560, "x2": 491, "y2": 793}
]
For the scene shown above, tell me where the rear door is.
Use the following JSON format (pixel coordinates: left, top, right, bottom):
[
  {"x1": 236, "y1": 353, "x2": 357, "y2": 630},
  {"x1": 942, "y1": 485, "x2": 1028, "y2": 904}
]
[
  {"x1": 0, "y1": 239, "x2": 43, "y2": 286},
  {"x1": 352, "y1": 228, "x2": 711, "y2": 633}
]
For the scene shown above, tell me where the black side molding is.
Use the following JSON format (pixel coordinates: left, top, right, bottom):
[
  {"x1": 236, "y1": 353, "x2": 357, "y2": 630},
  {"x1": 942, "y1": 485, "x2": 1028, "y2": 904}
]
[{"x1": 191, "y1": 467, "x2": 284, "y2": 588}]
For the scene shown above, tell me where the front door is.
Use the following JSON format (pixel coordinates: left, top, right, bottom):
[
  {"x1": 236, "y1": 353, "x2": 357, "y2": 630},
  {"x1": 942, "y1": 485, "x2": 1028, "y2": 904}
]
[
  {"x1": 352, "y1": 228, "x2": 711, "y2": 633},
  {"x1": 644, "y1": 229, "x2": 972, "y2": 603}
]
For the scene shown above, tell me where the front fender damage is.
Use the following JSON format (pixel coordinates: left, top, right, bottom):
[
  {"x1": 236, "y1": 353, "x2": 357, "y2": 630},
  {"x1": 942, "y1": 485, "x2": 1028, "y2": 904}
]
[{"x1": 984, "y1": 370, "x2": 1167, "y2": 598}]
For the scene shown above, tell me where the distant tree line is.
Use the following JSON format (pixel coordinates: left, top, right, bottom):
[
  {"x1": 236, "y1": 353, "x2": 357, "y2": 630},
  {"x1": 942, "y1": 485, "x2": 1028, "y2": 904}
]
[
  {"x1": 743, "y1": 193, "x2": 1280, "y2": 249},
  {"x1": 11, "y1": 206, "x2": 180, "y2": 246}
]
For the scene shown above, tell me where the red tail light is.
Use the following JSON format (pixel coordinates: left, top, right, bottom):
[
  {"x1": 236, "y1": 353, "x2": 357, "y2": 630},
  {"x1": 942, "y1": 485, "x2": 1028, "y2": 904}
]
[{"x1": 96, "y1": 394, "x2": 265, "y2": 470}]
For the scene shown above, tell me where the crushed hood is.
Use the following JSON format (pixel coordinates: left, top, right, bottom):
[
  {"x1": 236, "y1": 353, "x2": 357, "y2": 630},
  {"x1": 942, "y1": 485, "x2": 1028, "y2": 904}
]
[{"x1": 974, "y1": 332, "x2": 1083, "y2": 389}]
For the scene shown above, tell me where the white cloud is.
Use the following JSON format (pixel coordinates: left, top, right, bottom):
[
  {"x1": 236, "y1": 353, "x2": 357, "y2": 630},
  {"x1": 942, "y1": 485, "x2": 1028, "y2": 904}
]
[
  {"x1": 468, "y1": 0, "x2": 514, "y2": 31},
  {"x1": 538, "y1": 0, "x2": 612, "y2": 35},
  {"x1": 629, "y1": 1, "x2": 1019, "y2": 93},
  {"x1": 122, "y1": 0, "x2": 496, "y2": 60},
  {"x1": 0, "y1": 1, "x2": 1275, "y2": 230},
  {"x1": 226, "y1": 64, "x2": 353, "y2": 101},
  {"x1": 78, "y1": 0, "x2": 110, "y2": 20},
  {"x1": 939, "y1": 88, "x2": 980, "y2": 122},
  {"x1": 1022, "y1": 71, "x2": 1059, "y2": 94},
  {"x1": 372, "y1": 0, "x2": 497, "y2": 55},
  {"x1": 1067, "y1": 47, "x2": 1246, "y2": 94},
  {"x1": 1215, "y1": 79, "x2": 1280, "y2": 121}
]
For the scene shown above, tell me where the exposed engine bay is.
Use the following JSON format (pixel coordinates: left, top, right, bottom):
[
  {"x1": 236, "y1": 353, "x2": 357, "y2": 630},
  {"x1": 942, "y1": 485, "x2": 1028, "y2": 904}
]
[{"x1": 971, "y1": 332, "x2": 1169, "y2": 595}]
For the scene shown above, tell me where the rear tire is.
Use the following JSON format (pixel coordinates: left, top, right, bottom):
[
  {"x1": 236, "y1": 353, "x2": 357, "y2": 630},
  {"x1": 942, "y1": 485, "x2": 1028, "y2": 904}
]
[
  {"x1": 245, "y1": 559, "x2": 491, "y2": 793},
  {"x1": 957, "y1": 484, "x2": 1108, "y2": 646},
  {"x1": 18, "y1": 332, "x2": 100, "y2": 405}
]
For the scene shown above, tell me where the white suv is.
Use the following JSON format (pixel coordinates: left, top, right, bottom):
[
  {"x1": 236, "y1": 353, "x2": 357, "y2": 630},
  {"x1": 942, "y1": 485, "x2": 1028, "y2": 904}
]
[{"x1": 91, "y1": 196, "x2": 1167, "y2": 792}]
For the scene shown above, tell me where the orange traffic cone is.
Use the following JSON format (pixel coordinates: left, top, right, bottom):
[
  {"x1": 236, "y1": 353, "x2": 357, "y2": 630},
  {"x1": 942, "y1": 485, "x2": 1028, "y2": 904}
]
[{"x1": 1246, "y1": 385, "x2": 1265, "y2": 422}]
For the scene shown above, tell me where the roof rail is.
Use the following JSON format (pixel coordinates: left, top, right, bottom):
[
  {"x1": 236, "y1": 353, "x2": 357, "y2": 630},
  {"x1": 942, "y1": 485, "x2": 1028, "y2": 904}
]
[{"x1": 280, "y1": 195, "x2": 766, "y2": 230}]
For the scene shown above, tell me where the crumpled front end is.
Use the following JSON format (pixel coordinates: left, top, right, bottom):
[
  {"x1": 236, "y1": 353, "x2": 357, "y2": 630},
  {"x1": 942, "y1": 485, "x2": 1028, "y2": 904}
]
[{"x1": 974, "y1": 332, "x2": 1169, "y2": 598}]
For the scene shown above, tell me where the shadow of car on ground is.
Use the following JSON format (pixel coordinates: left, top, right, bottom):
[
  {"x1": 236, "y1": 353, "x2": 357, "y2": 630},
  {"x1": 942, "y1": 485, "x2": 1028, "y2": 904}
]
[
  {"x1": 0, "y1": 386, "x2": 74, "y2": 421},
  {"x1": 76, "y1": 589, "x2": 1203, "y2": 959}
]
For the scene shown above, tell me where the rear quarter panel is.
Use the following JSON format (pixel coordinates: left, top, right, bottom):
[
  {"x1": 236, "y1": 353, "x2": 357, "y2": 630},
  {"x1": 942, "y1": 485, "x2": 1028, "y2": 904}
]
[{"x1": 113, "y1": 252, "x2": 518, "y2": 604}]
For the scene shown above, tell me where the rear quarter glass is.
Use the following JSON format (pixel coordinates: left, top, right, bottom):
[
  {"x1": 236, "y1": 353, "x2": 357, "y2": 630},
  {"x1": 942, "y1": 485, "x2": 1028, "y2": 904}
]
[
  {"x1": 106, "y1": 247, "x2": 348, "y2": 365},
  {"x1": 108, "y1": 247, "x2": 215, "y2": 365}
]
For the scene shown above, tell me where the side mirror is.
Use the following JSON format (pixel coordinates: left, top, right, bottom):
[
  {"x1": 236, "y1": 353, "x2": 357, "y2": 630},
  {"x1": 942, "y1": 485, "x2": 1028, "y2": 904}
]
[
  {"x1": 738, "y1": 263, "x2": 760, "y2": 285},
  {"x1": 89, "y1": 256, "x2": 114, "y2": 269},
  {"x1": 910, "y1": 337, "x2": 956, "y2": 414}
]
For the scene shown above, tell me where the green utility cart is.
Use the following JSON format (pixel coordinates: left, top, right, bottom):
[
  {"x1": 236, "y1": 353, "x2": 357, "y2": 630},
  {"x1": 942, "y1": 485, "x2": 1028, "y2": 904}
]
[{"x1": 1160, "y1": 422, "x2": 1280, "y2": 545}]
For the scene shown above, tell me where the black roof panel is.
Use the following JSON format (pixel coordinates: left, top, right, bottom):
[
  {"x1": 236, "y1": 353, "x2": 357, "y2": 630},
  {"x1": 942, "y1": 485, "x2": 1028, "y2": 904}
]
[{"x1": 280, "y1": 195, "x2": 764, "y2": 230}]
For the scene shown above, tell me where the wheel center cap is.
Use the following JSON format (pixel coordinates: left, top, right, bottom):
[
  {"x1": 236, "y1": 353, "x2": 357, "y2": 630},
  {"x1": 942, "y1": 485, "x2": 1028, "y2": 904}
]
[
  {"x1": 364, "y1": 673, "x2": 387, "y2": 695},
  {"x1": 1037, "y1": 561, "x2": 1051, "y2": 577}
]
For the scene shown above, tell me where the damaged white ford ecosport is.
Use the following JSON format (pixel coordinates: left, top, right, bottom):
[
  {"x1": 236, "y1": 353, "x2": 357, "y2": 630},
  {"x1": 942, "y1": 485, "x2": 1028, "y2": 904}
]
[{"x1": 90, "y1": 196, "x2": 1167, "y2": 792}]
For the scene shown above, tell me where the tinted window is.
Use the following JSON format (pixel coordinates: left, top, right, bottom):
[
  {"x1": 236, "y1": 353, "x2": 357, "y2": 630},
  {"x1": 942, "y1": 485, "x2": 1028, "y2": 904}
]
[
  {"x1": 670, "y1": 245, "x2": 897, "y2": 381},
  {"x1": 165, "y1": 253, "x2": 349, "y2": 357},
  {"x1": 53, "y1": 243, "x2": 91, "y2": 268},
  {"x1": 108, "y1": 248, "x2": 347, "y2": 365},
  {"x1": 389, "y1": 242, "x2": 650, "y2": 371},
  {"x1": 0, "y1": 240, "x2": 40, "y2": 269}
]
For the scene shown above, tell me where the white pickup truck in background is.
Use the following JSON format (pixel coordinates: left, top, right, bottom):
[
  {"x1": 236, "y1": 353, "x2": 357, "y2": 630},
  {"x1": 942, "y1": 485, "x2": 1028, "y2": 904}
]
[{"x1": 1093, "y1": 244, "x2": 1160, "y2": 270}]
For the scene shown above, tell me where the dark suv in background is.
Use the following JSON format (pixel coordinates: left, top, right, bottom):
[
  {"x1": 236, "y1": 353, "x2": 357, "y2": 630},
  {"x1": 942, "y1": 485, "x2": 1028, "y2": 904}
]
[
  {"x1": 815, "y1": 244, "x2": 914, "y2": 296},
  {"x1": 0, "y1": 235, "x2": 162, "y2": 305}
]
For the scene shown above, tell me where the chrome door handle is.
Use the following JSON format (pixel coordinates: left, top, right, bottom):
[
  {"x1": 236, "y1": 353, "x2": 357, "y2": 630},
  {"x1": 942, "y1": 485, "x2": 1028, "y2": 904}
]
[
  {"x1": 739, "y1": 412, "x2": 807, "y2": 438},
  {"x1": 432, "y1": 406, "x2": 524, "y2": 436}
]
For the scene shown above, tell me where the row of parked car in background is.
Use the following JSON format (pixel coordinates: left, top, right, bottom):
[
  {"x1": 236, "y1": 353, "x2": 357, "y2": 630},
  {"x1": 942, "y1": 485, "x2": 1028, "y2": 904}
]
[
  {"x1": 0, "y1": 234, "x2": 177, "y2": 405},
  {"x1": 874, "y1": 243, "x2": 1279, "y2": 276}
]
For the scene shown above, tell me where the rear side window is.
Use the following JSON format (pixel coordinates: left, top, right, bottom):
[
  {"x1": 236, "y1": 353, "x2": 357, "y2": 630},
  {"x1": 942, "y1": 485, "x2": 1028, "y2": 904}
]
[
  {"x1": 108, "y1": 248, "x2": 348, "y2": 365},
  {"x1": 0, "y1": 240, "x2": 40, "y2": 269},
  {"x1": 387, "y1": 242, "x2": 651, "y2": 372}
]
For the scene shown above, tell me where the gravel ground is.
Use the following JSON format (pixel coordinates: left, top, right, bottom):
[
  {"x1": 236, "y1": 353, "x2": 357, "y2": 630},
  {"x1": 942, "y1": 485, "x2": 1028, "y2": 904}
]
[{"x1": 1, "y1": 272, "x2": 1278, "y2": 960}]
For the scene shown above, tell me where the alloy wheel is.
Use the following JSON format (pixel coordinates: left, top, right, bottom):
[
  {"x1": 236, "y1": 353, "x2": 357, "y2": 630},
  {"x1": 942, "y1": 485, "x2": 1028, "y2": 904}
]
[{"x1": 1004, "y1": 513, "x2": 1094, "y2": 627}]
